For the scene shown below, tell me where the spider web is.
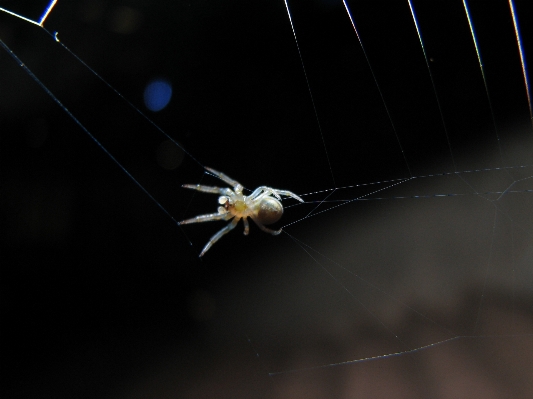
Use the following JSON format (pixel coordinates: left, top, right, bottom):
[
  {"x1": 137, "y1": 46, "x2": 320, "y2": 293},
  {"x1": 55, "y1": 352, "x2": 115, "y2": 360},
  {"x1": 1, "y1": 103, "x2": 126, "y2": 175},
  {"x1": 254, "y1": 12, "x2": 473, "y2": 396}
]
[{"x1": 1, "y1": 1, "x2": 532, "y2": 398}]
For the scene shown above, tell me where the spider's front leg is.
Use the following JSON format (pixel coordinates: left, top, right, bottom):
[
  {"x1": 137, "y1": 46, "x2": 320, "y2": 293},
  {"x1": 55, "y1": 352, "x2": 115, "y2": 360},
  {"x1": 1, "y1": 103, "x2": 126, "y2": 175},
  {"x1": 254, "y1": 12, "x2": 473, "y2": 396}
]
[
  {"x1": 182, "y1": 184, "x2": 233, "y2": 196},
  {"x1": 248, "y1": 187, "x2": 304, "y2": 203},
  {"x1": 273, "y1": 189, "x2": 304, "y2": 203},
  {"x1": 204, "y1": 167, "x2": 243, "y2": 193},
  {"x1": 249, "y1": 186, "x2": 282, "y2": 201},
  {"x1": 179, "y1": 212, "x2": 231, "y2": 225}
]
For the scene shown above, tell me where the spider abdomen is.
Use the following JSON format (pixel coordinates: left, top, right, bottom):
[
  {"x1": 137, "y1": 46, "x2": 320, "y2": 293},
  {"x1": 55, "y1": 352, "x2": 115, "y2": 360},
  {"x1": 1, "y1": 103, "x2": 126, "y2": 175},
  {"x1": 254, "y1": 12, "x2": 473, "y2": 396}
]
[{"x1": 255, "y1": 197, "x2": 283, "y2": 225}]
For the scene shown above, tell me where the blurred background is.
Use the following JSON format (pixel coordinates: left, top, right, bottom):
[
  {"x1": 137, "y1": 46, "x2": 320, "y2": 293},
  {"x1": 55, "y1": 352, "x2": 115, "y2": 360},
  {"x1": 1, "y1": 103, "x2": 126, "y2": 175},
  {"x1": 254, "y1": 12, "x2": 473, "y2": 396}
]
[{"x1": 1, "y1": 0, "x2": 532, "y2": 398}]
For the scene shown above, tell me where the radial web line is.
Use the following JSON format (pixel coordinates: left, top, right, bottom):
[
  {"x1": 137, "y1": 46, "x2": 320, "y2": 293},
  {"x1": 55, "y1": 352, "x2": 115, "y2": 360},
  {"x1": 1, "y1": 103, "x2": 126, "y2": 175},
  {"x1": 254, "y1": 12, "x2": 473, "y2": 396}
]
[
  {"x1": 507, "y1": 0, "x2": 533, "y2": 130},
  {"x1": 283, "y1": 232, "x2": 457, "y2": 337},
  {"x1": 268, "y1": 333, "x2": 533, "y2": 375},
  {"x1": 281, "y1": 177, "x2": 413, "y2": 229},
  {"x1": 39, "y1": 0, "x2": 58, "y2": 25},
  {"x1": 462, "y1": 0, "x2": 513, "y2": 173},
  {"x1": 289, "y1": 164, "x2": 533, "y2": 200},
  {"x1": 0, "y1": 38, "x2": 193, "y2": 241},
  {"x1": 0, "y1": 1, "x2": 57, "y2": 27},
  {"x1": 279, "y1": 232, "x2": 412, "y2": 363},
  {"x1": 342, "y1": 0, "x2": 412, "y2": 178},
  {"x1": 269, "y1": 336, "x2": 461, "y2": 375},
  {"x1": 244, "y1": 334, "x2": 281, "y2": 388},
  {"x1": 290, "y1": 188, "x2": 533, "y2": 206},
  {"x1": 283, "y1": 0, "x2": 336, "y2": 188},
  {"x1": 53, "y1": 38, "x2": 205, "y2": 169},
  {"x1": 407, "y1": 0, "x2": 457, "y2": 172},
  {"x1": 0, "y1": 7, "x2": 40, "y2": 26},
  {"x1": 0, "y1": 5, "x2": 205, "y2": 169},
  {"x1": 302, "y1": 188, "x2": 337, "y2": 219}
]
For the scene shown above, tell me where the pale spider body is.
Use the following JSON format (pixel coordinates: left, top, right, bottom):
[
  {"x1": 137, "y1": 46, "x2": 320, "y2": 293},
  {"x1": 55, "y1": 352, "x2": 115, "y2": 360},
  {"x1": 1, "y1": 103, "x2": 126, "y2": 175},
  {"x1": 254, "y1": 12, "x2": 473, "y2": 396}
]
[{"x1": 179, "y1": 167, "x2": 304, "y2": 257}]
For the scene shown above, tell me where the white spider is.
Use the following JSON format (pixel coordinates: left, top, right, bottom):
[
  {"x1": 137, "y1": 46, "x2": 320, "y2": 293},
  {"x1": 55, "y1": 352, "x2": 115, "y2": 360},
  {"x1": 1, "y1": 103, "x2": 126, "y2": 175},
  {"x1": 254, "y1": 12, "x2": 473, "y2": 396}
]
[{"x1": 179, "y1": 167, "x2": 304, "y2": 257}]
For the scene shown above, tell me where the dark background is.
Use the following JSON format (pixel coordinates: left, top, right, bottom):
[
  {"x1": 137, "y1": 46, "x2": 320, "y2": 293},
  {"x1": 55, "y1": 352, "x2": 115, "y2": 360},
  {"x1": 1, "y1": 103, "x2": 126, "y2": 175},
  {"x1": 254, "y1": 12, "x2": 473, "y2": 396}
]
[{"x1": 1, "y1": 1, "x2": 532, "y2": 398}]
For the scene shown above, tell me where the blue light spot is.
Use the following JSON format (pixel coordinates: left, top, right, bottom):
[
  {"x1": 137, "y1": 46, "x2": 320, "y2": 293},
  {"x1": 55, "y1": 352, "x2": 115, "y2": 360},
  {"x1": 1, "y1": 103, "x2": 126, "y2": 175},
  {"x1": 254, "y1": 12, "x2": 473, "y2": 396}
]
[{"x1": 144, "y1": 79, "x2": 172, "y2": 112}]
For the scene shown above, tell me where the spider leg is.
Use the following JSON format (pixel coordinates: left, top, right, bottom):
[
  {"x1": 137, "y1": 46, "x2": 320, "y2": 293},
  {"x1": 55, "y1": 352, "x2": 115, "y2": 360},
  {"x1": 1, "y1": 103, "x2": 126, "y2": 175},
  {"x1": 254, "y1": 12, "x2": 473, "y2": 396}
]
[
  {"x1": 250, "y1": 216, "x2": 282, "y2": 235},
  {"x1": 249, "y1": 186, "x2": 282, "y2": 200},
  {"x1": 249, "y1": 187, "x2": 303, "y2": 203},
  {"x1": 182, "y1": 184, "x2": 233, "y2": 196},
  {"x1": 204, "y1": 167, "x2": 242, "y2": 189},
  {"x1": 242, "y1": 217, "x2": 250, "y2": 235},
  {"x1": 248, "y1": 187, "x2": 265, "y2": 200},
  {"x1": 200, "y1": 217, "x2": 240, "y2": 257},
  {"x1": 273, "y1": 189, "x2": 304, "y2": 203},
  {"x1": 179, "y1": 212, "x2": 232, "y2": 225}
]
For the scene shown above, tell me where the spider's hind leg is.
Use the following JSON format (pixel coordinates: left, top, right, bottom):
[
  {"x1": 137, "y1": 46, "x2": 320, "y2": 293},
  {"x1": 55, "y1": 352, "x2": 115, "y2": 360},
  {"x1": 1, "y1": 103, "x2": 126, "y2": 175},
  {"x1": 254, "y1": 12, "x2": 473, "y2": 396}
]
[
  {"x1": 250, "y1": 216, "x2": 282, "y2": 235},
  {"x1": 200, "y1": 217, "x2": 240, "y2": 257},
  {"x1": 242, "y1": 217, "x2": 250, "y2": 235}
]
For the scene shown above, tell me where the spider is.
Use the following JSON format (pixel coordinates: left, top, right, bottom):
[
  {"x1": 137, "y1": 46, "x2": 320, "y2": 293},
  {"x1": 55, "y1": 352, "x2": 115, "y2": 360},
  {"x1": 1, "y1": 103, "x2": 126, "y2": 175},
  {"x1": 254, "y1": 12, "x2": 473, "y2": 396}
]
[{"x1": 179, "y1": 167, "x2": 304, "y2": 257}]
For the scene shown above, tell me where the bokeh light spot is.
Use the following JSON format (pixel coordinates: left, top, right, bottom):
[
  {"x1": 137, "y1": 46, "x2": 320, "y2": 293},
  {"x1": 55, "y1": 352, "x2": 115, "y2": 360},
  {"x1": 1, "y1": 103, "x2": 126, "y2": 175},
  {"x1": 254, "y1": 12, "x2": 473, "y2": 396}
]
[
  {"x1": 108, "y1": 6, "x2": 143, "y2": 34},
  {"x1": 144, "y1": 79, "x2": 172, "y2": 112}
]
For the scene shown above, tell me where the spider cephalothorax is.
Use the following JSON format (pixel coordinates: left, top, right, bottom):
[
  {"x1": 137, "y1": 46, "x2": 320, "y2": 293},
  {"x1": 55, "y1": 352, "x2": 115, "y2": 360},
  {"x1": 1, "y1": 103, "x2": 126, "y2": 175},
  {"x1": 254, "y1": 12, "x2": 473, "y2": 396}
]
[{"x1": 179, "y1": 167, "x2": 303, "y2": 257}]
